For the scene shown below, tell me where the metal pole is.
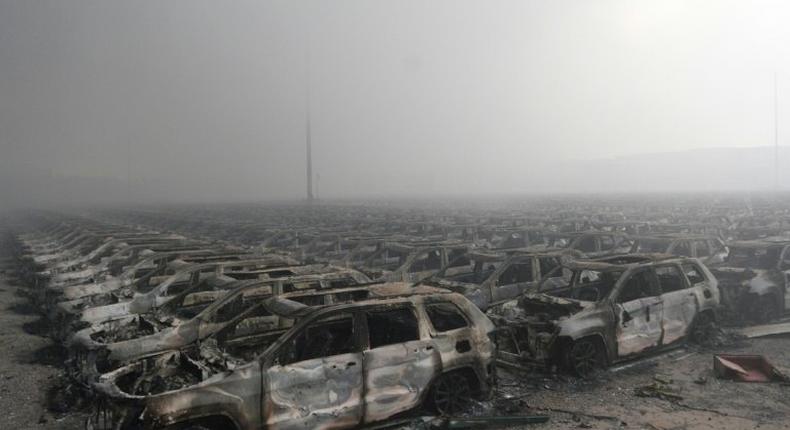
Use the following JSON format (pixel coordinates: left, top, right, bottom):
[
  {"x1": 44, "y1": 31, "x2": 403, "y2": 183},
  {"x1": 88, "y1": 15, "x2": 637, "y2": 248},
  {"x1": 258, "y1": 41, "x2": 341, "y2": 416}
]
[
  {"x1": 127, "y1": 138, "x2": 132, "y2": 202},
  {"x1": 305, "y1": 40, "x2": 314, "y2": 203},
  {"x1": 306, "y1": 91, "x2": 314, "y2": 202},
  {"x1": 775, "y1": 72, "x2": 779, "y2": 192}
]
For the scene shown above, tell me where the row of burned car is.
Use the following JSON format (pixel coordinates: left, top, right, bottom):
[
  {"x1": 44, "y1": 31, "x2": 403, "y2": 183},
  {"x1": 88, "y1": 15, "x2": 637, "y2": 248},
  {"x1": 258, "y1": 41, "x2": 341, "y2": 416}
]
[{"x1": 7, "y1": 211, "x2": 790, "y2": 430}]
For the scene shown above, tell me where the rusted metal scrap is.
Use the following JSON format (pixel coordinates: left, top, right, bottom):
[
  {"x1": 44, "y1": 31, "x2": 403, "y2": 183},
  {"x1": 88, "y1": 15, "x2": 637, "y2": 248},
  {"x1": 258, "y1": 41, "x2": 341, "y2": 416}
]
[{"x1": 634, "y1": 380, "x2": 684, "y2": 402}]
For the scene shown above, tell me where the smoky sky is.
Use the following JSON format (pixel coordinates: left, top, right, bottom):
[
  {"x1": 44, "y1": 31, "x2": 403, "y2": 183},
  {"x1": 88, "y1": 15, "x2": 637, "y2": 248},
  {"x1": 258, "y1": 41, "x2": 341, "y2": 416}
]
[{"x1": 2, "y1": 1, "x2": 790, "y2": 206}]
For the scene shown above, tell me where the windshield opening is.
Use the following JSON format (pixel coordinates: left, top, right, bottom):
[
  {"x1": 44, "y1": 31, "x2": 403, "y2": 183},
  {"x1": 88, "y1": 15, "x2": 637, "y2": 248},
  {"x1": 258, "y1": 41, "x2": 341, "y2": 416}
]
[{"x1": 542, "y1": 268, "x2": 623, "y2": 302}]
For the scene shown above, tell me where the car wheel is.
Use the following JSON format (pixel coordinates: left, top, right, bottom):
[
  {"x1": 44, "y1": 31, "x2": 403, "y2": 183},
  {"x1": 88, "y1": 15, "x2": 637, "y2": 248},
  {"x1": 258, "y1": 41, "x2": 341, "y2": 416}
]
[
  {"x1": 690, "y1": 311, "x2": 714, "y2": 344},
  {"x1": 431, "y1": 371, "x2": 474, "y2": 415},
  {"x1": 566, "y1": 338, "x2": 604, "y2": 378}
]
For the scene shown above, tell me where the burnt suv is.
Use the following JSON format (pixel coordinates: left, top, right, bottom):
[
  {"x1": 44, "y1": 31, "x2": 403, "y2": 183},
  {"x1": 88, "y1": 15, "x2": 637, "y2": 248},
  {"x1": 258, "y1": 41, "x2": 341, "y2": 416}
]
[
  {"x1": 708, "y1": 238, "x2": 790, "y2": 323},
  {"x1": 88, "y1": 288, "x2": 496, "y2": 430},
  {"x1": 492, "y1": 254, "x2": 719, "y2": 376}
]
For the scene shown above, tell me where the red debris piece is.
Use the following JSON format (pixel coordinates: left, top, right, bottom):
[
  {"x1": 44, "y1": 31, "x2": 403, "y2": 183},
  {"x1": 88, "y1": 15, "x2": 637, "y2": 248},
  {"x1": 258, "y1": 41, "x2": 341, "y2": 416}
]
[{"x1": 713, "y1": 354, "x2": 788, "y2": 383}]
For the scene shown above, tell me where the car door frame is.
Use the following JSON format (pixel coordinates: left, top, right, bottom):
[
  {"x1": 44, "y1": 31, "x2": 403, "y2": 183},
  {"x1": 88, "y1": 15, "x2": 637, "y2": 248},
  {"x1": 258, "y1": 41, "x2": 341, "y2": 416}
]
[
  {"x1": 609, "y1": 267, "x2": 664, "y2": 358},
  {"x1": 261, "y1": 309, "x2": 366, "y2": 430},
  {"x1": 653, "y1": 262, "x2": 696, "y2": 345},
  {"x1": 358, "y1": 303, "x2": 436, "y2": 424}
]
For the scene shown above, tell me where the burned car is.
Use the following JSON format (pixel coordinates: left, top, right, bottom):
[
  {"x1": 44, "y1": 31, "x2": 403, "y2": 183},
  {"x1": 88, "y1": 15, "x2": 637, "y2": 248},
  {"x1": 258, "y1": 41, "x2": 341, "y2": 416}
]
[
  {"x1": 33, "y1": 234, "x2": 186, "y2": 286},
  {"x1": 355, "y1": 241, "x2": 474, "y2": 282},
  {"x1": 629, "y1": 234, "x2": 729, "y2": 265},
  {"x1": 54, "y1": 248, "x2": 265, "y2": 308},
  {"x1": 22, "y1": 228, "x2": 157, "y2": 272},
  {"x1": 42, "y1": 237, "x2": 196, "y2": 289},
  {"x1": 709, "y1": 238, "x2": 790, "y2": 323},
  {"x1": 68, "y1": 270, "x2": 372, "y2": 383},
  {"x1": 478, "y1": 227, "x2": 548, "y2": 250},
  {"x1": 425, "y1": 249, "x2": 577, "y2": 310},
  {"x1": 544, "y1": 231, "x2": 632, "y2": 258},
  {"x1": 492, "y1": 254, "x2": 719, "y2": 376},
  {"x1": 77, "y1": 262, "x2": 352, "y2": 326},
  {"x1": 50, "y1": 254, "x2": 294, "y2": 338},
  {"x1": 88, "y1": 288, "x2": 495, "y2": 429}
]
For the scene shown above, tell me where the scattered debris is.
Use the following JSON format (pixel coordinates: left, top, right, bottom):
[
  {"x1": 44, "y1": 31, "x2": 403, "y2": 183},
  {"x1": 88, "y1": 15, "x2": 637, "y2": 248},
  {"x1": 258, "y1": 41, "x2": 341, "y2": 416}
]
[
  {"x1": 634, "y1": 378, "x2": 684, "y2": 402},
  {"x1": 534, "y1": 407, "x2": 626, "y2": 426},
  {"x1": 693, "y1": 375, "x2": 708, "y2": 385}
]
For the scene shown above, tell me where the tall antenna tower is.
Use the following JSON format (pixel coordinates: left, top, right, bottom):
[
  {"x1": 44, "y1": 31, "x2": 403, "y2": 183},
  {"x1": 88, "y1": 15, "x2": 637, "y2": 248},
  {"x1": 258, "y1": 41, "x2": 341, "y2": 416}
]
[
  {"x1": 305, "y1": 48, "x2": 314, "y2": 203},
  {"x1": 127, "y1": 138, "x2": 132, "y2": 202},
  {"x1": 304, "y1": 1, "x2": 315, "y2": 203},
  {"x1": 774, "y1": 72, "x2": 779, "y2": 192},
  {"x1": 306, "y1": 90, "x2": 314, "y2": 202}
]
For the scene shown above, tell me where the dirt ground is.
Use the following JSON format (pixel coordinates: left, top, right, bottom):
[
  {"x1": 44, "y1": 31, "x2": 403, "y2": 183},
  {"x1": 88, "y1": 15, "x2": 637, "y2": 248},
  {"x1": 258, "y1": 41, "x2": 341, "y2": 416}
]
[
  {"x1": 491, "y1": 337, "x2": 790, "y2": 430},
  {"x1": 2, "y1": 256, "x2": 790, "y2": 429},
  {"x1": 0, "y1": 256, "x2": 87, "y2": 429}
]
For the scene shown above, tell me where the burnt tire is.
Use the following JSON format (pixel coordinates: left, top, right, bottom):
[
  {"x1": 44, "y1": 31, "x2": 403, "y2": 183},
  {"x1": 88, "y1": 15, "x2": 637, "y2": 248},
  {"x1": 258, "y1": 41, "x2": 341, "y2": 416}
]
[
  {"x1": 565, "y1": 337, "x2": 605, "y2": 378},
  {"x1": 690, "y1": 311, "x2": 715, "y2": 345},
  {"x1": 430, "y1": 371, "x2": 474, "y2": 415}
]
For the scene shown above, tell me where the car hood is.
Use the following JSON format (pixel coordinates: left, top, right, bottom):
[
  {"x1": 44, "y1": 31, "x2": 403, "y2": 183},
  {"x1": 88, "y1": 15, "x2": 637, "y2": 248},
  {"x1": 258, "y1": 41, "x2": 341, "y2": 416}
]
[{"x1": 516, "y1": 293, "x2": 593, "y2": 319}]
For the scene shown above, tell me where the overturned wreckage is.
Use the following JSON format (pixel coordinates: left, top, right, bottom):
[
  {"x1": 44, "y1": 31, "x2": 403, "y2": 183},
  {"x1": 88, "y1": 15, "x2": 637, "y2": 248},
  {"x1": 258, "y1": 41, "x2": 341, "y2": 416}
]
[
  {"x1": 491, "y1": 254, "x2": 720, "y2": 376},
  {"x1": 88, "y1": 289, "x2": 496, "y2": 430}
]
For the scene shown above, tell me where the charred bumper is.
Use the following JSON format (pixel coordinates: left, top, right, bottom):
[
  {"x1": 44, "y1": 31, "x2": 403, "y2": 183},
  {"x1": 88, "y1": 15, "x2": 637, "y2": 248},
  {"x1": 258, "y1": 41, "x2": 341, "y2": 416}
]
[{"x1": 85, "y1": 395, "x2": 144, "y2": 430}]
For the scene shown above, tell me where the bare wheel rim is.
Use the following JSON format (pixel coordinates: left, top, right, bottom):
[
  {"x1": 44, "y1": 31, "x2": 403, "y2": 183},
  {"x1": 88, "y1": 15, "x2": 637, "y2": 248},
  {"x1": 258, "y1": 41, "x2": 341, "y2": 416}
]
[
  {"x1": 571, "y1": 340, "x2": 600, "y2": 377},
  {"x1": 433, "y1": 373, "x2": 472, "y2": 415},
  {"x1": 691, "y1": 313, "x2": 712, "y2": 343}
]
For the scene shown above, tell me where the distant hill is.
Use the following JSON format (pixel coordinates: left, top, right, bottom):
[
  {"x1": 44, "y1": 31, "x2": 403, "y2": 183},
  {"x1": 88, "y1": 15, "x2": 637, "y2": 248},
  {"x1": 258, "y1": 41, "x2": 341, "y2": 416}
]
[
  {"x1": 546, "y1": 146, "x2": 790, "y2": 193},
  {"x1": 2, "y1": 146, "x2": 788, "y2": 209}
]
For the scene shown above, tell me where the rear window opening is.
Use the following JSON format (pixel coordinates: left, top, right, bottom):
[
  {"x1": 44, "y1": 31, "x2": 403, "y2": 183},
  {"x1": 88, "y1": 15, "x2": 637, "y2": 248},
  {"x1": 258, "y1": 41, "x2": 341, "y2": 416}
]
[
  {"x1": 366, "y1": 308, "x2": 419, "y2": 348},
  {"x1": 633, "y1": 239, "x2": 670, "y2": 253},
  {"x1": 426, "y1": 302, "x2": 468, "y2": 332}
]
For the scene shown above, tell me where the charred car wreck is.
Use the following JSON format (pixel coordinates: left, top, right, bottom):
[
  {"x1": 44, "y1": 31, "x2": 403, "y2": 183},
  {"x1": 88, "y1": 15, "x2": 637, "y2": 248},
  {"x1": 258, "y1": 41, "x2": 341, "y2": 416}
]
[
  {"x1": 491, "y1": 254, "x2": 720, "y2": 376},
  {"x1": 88, "y1": 289, "x2": 495, "y2": 430},
  {"x1": 68, "y1": 269, "x2": 372, "y2": 384},
  {"x1": 18, "y1": 202, "x2": 790, "y2": 430},
  {"x1": 709, "y1": 238, "x2": 790, "y2": 323}
]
